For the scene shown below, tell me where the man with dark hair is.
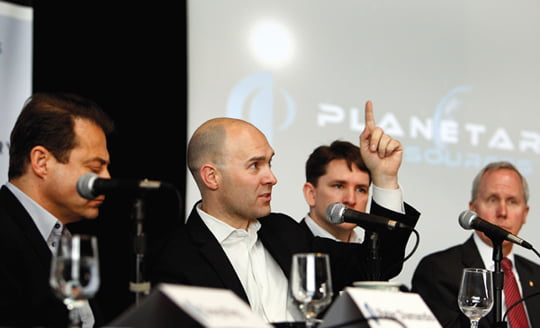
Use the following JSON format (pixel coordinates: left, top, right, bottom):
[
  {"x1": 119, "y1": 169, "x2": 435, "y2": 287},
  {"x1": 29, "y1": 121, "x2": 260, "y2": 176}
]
[
  {"x1": 0, "y1": 92, "x2": 114, "y2": 327},
  {"x1": 412, "y1": 161, "x2": 540, "y2": 328},
  {"x1": 302, "y1": 140, "x2": 373, "y2": 242},
  {"x1": 301, "y1": 102, "x2": 407, "y2": 243},
  {"x1": 301, "y1": 123, "x2": 407, "y2": 244},
  {"x1": 300, "y1": 105, "x2": 413, "y2": 284}
]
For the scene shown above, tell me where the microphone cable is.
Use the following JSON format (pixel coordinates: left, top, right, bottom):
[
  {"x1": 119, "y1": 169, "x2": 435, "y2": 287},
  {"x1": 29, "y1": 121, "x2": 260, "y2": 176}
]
[
  {"x1": 532, "y1": 247, "x2": 540, "y2": 259},
  {"x1": 503, "y1": 291, "x2": 540, "y2": 324},
  {"x1": 381, "y1": 228, "x2": 420, "y2": 279}
]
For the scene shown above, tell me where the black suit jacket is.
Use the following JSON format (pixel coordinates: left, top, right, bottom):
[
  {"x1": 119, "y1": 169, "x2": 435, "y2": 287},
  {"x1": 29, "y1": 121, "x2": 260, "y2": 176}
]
[
  {"x1": 148, "y1": 200, "x2": 420, "y2": 306},
  {"x1": 412, "y1": 235, "x2": 540, "y2": 328},
  {"x1": 0, "y1": 186, "x2": 101, "y2": 327},
  {"x1": 299, "y1": 202, "x2": 419, "y2": 281}
]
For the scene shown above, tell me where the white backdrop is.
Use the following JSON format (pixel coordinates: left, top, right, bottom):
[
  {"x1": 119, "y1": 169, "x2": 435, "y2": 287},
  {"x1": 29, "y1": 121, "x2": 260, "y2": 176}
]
[
  {"x1": 186, "y1": 0, "x2": 540, "y2": 288},
  {"x1": 0, "y1": 1, "x2": 32, "y2": 183}
]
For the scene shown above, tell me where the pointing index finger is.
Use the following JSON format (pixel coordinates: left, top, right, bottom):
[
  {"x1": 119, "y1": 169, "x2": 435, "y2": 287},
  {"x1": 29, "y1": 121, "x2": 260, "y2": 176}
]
[{"x1": 365, "y1": 100, "x2": 376, "y2": 129}]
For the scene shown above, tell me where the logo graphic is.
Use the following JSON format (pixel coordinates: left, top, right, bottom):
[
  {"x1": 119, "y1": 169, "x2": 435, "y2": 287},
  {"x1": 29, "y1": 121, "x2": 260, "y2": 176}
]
[
  {"x1": 226, "y1": 71, "x2": 296, "y2": 142},
  {"x1": 432, "y1": 85, "x2": 474, "y2": 149}
]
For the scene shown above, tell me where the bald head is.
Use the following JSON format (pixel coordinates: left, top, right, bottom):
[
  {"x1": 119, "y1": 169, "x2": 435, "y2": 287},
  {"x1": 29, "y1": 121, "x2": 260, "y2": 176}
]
[
  {"x1": 188, "y1": 117, "x2": 278, "y2": 225},
  {"x1": 187, "y1": 118, "x2": 262, "y2": 184}
]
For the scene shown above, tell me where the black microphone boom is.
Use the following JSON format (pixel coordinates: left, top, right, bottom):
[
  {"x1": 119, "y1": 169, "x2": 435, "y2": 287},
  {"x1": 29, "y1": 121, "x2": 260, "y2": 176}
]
[
  {"x1": 458, "y1": 210, "x2": 533, "y2": 250},
  {"x1": 76, "y1": 173, "x2": 168, "y2": 200},
  {"x1": 326, "y1": 202, "x2": 412, "y2": 231}
]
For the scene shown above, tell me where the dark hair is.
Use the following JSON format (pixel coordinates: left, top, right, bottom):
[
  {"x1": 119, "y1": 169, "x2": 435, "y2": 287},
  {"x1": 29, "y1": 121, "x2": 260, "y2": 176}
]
[
  {"x1": 305, "y1": 140, "x2": 370, "y2": 186},
  {"x1": 8, "y1": 92, "x2": 114, "y2": 179}
]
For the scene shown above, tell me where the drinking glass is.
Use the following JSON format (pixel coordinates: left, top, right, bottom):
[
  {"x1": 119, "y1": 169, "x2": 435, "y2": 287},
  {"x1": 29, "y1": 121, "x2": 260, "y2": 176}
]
[
  {"x1": 289, "y1": 253, "x2": 333, "y2": 328},
  {"x1": 458, "y1": 268, "x2": 493, "y2": 328},
  {"x1": 50, "y1": 234, "x2": 100, "y2": 328}
]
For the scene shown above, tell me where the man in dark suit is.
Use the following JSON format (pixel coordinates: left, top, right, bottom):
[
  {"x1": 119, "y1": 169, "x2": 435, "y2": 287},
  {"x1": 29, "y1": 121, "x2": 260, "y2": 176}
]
[
  {"x1": 412, "y1": 161, "x2": 540, "y2": 328},
  {"x1": 0, "y1": 93, "x2": 114, "y2": 327},
  {"x1": 149, "y1": 101, "x2": 420, "y2": 323},
  {"x1": 300, "y1": 120, "x2": 415, "y2": 281}
]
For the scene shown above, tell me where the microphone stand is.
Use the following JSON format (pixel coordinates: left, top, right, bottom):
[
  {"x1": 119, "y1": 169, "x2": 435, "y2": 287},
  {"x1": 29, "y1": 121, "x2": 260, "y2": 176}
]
[
  {"x1": 367, "y1": 231, "x2": 381, "y2": 281},
  {"x1": 129, "y1": 197, "x2": 151, "y2": 305},
  {"x1": 489, "y1": 236, "x2": 507, "y2": 328}
]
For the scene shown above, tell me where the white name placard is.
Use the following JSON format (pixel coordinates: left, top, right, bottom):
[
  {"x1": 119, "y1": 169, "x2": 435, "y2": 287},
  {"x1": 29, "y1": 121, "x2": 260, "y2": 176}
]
[
  {"x1": 160, "y1": 284, "x2": 272, "y2": 328},
  {"x1": 321, "y1": 287, "x2": 441, "y2": 328}
]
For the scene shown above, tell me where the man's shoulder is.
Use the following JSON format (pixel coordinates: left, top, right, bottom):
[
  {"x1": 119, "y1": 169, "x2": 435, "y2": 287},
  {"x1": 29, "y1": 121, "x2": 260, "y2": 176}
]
[
  {"x1": 416, "y1": 241, "x2": 467, "y2": 268},
  {"x1": 258, "y1": 212, "x2": 311, "y2": 238},
  {"x1": 0, "y1": 186, "x2": 30, "y2": 234},
  {"x1": 515, "y1": 253, "x2": 540, "y2": 271},
  {"x1": 258, "y1": 212, "x2": 298, "y2": 224}
]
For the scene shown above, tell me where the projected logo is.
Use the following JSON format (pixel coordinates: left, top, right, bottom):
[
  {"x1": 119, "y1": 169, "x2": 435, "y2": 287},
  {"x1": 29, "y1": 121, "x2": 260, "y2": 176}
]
[
  {"x1": 408, "y1": 85, "x2": 536, "y2": 174},
  {"x1": 316, "y1": 85, "x2": 539, "y2": 174},
  {"x1": 432, "y1": 85, "x2": 474, "y2": 149},
  {"x1": 226, "y1": 71, "x2": 296, "y2": 142}
]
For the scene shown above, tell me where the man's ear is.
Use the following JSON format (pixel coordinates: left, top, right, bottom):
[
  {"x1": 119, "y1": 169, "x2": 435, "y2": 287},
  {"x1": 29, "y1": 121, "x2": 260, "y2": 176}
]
[
  {"x1": 200, "y1": 164, "x2": 220, "y2": 190},
  {"x1": 303, "y1": 182, "x2": 317, "y2": 207},
  {"x1": 29, "y1": 145, "x2": 50, "y2": 179},
  {"x1": 468, "y1": 201, "x2": 476, "y2": 212}
]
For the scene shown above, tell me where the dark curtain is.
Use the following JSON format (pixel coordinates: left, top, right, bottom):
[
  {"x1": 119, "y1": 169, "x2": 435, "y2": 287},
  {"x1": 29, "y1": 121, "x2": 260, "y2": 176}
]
[{"x1": 31, "y1": 1, "x2": 188, "y2": 323}]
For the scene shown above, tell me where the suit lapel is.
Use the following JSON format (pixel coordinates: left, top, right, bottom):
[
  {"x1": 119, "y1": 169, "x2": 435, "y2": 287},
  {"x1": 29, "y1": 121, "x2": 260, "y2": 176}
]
[
  {"x1": 185, "y1": 206, "x2": 250, "y2": 304},
  {"x1": 460, "y1": 236, "x2": 485, "y2": 269},
  {"x1": 258, "y1": 218, "x2": 293, "y2": 278},
  {"x1": 1, "y1": 186, "x2": 52, "y2": 270},
  {"x1": 515, "y1": 255, "x2": 540, "y2": 326},
  {"x1": 461, "y1": 236, "x2": 497, "y2": 328}
]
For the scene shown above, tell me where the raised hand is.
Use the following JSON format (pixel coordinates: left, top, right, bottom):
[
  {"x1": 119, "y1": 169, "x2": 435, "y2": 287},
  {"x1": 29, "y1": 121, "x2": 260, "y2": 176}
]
[{"x1": 359, "y1": 100, "x2": 403, "y2": 189}]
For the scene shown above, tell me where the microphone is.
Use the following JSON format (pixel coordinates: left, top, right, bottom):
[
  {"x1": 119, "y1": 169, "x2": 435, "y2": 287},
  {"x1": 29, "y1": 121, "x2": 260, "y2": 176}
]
[
  {"x1": 76, "y1": 172, "x2": 169, "y2": 200},
  {"x1": 326, "y1": 202, "x2": 412, "y2": 230},
  {"x1": 458, "y1": 210, "x2": 533, "y2": 250}
]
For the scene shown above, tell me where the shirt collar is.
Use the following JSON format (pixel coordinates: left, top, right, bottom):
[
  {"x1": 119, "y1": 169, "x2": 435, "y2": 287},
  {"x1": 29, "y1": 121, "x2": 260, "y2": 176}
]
[
  {"x1": 196, "y1": 203, "x2": 261, "y2": 245},
  {"x1": 304, "y1": 214, "x2": 364, "y2": 243},
  {"x1": 5, "y1": 182, "x2": 64, "y2": 242},
  {"x1": 473, "y1": 232, "x2": 515, "y2": 270}
]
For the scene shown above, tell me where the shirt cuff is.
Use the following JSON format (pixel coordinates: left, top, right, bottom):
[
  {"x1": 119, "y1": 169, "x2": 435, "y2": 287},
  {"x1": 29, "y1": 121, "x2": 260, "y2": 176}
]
[{"x1": 372, "y1": 184, "x2": 405, "y2": 214}]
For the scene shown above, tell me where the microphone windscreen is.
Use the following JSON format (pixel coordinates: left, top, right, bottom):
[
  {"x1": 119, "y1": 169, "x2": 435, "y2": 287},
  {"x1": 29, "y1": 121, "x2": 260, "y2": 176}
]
[
  {"x1": 458, "y1": 210, "x2": 476, "y2": 230},
  {"x1": 77, "y1": 172, "x2": 99, "y2": 199},
  {"x1": 326, "y1": 202, "x2": 345, "y2": 224}
]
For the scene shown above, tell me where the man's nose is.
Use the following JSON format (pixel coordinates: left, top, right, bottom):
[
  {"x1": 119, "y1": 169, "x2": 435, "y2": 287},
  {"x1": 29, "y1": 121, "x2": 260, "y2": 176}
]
[{"x1": 342, "y1": 188, "x2": 356, "y2": 207}]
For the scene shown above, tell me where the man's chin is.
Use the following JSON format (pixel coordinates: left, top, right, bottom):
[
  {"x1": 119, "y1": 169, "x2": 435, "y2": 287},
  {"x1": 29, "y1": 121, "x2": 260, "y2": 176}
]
[
  {"x1": 338, "y1": 222, "x2": 357, "y2": 230},
  {"x1": 255, "y1": 206, "x2": 272, "y2": 218},
  {"x1": 83, "y1": 209, "x2": 100, "y2": 220}
]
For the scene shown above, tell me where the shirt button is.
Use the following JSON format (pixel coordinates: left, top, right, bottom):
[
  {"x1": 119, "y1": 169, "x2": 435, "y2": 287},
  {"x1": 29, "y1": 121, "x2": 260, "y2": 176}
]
[{"x1": 54, "y1": 223, "x2": 61, "y2": 229}]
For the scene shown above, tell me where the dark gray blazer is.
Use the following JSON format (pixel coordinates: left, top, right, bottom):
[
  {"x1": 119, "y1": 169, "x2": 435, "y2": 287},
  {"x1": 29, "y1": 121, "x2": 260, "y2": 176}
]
[
  {"x1": 0, "y1": 185, "x2": 69, "y2": 327},
  {"x1": 0, "y1": 186, "x2": 102, "y2": 327}
]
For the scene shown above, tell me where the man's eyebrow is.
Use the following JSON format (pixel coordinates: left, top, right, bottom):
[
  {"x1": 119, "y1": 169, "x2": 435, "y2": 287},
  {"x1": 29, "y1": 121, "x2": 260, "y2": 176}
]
[
  {"x1": 247, "y1": 155, "x2": 267, "y2": 163},
  {"x1": 328, "y1": 179, "x2": 369, "y2": 187},
  {"x1": 85, "y1": 157, "x2": 110, "y2": 165},
  {"x1": 248, "y1": 152, "x2": 275, "y2": 162}
]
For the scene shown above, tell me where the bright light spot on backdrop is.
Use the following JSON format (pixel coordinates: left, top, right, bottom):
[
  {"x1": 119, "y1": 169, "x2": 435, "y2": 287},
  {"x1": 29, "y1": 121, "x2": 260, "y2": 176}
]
[{"x1": 249, "y1": 20, "x2": 295, "y2": 68}]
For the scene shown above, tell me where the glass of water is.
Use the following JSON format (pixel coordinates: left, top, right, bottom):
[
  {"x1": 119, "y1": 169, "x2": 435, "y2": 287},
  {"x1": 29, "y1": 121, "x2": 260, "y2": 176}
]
[
  {"x1": 458, "y1": 268, "x2": 493, "y2": 328},
  {"x1": 50, "y1": 234, "x2": 100, "y2": 327}
]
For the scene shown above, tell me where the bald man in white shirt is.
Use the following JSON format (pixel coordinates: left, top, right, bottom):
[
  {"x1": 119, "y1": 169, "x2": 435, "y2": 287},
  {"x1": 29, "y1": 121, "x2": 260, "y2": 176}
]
[{"x1": 149, "y1": 101, "x2": 420, "y2": 324}]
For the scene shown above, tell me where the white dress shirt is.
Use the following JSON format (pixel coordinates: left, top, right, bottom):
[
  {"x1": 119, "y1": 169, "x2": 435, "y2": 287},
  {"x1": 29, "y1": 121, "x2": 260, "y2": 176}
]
[
  {"x1": 371, "y1": 184, "x2": 405, "y2": 214},
  {"x1": 196, "y1": 205, "x2": 299, "y2": 322},
  {"x1": 473, "y1": 233, "x2": 531, "y2": 326},
  {"x1": 304, "y1": 215, "x2": 365, "y2": 243},
  {"x1": 6, "y1": 183, "x2": 95, "y2": 328}
]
